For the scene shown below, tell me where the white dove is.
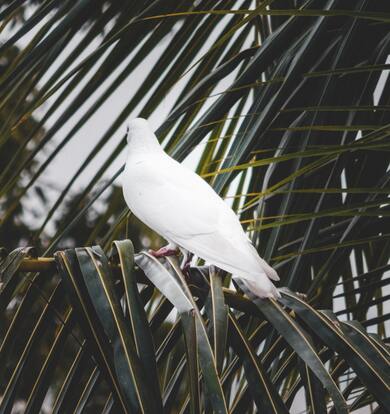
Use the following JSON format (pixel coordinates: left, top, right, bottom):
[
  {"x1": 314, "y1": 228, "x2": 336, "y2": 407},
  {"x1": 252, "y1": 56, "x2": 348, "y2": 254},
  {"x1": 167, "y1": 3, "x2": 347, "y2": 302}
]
[{"x1": 122, "y1": 118, "x2": 280, "y2": 299}]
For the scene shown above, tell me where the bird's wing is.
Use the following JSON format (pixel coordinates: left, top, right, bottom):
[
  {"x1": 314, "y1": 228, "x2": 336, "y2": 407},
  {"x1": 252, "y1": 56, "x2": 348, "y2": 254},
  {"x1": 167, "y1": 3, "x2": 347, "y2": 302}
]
[
  {"x1": 124, "y1": 156, "x2": 278, "y2": 282},
  {"x1": 126, "y1": 157, "x2": 223, "y2": 239}
]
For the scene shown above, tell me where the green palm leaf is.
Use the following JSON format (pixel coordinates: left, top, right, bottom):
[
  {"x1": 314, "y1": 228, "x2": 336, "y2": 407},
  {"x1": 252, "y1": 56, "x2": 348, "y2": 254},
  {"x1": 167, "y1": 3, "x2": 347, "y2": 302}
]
[{"x1": 1, "y1": 0, "x2": 389, "y2": 412}]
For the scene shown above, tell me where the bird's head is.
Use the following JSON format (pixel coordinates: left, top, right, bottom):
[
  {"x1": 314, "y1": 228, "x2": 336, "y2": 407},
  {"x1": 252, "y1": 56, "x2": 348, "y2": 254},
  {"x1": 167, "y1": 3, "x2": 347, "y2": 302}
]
[
  {"x1": 126, "y1": 117, "x2": 161, "y2": 154},
  {"x1": 126, "y1": 118, "x2": 150, "y2": 144}
]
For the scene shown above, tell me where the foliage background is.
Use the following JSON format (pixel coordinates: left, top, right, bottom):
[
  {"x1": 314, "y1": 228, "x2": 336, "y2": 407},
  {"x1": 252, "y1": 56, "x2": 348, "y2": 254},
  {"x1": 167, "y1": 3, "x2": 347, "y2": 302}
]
[{"x1": 0, "y1": 0, "x2": 389, "y2": 413}]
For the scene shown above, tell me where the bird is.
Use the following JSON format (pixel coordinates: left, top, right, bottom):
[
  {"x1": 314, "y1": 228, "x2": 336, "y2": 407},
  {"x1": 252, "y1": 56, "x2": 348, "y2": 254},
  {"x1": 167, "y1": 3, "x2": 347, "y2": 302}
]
[{"x1": 122, "y1": 118, "x2": 280, "y2": 299}]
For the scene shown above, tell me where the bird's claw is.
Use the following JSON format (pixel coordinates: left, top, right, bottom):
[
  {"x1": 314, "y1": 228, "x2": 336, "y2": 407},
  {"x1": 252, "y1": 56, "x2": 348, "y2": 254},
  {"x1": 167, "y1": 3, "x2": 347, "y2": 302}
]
[
  {"x1": 181, "y1": 252, "x2": 193, "y2": 280},
  {"x1": 295, "y1": 292, "x2": 307, "y2": 301},
  {"x1": 149, "y1": 247, "x2": 179, "y2": 258},
  {"x1": 182, "y1": 262, "x2": 191, "y2": 280}
]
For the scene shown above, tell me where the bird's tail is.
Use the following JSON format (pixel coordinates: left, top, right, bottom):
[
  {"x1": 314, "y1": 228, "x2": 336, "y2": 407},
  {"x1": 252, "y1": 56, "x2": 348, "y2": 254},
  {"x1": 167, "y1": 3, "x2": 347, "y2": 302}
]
[{"x1": 234, "y1": 274, "x2": 281, "y2": 299}]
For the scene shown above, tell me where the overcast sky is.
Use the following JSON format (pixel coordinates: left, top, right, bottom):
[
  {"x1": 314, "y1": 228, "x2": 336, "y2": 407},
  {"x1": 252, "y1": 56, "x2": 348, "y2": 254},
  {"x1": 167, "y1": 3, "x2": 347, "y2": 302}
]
[{"x1": 2, "y1": 5, "x2": 249, "y2": 234}]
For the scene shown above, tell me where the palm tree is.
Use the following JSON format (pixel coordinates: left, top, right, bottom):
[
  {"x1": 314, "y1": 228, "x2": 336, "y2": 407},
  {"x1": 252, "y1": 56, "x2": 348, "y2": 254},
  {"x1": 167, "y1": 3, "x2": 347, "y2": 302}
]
[{"x1": 0, "y1": 1, "x2": 389, "y2": 412}]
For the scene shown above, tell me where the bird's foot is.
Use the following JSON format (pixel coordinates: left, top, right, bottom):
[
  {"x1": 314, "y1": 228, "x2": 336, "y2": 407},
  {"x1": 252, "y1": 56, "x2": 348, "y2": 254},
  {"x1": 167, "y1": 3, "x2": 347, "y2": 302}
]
[
  {"x1": 182, "y1": 262, "x2": 191, "y2": 280},
  {"x1": 149, "y1": 246, "x2": 179, "y2": 258},
  {"x1": 181, "y1": 252, "x2": 193, "y2": 280},
  {"x1": 295, "y1": 292, "x2": 307, "y2": 301}
]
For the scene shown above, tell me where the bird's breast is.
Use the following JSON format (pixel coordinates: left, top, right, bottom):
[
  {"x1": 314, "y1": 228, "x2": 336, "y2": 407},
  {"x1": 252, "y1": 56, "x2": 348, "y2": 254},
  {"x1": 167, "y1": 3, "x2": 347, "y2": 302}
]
[{"x1": 123, "y1": 160, "x2": 160, "y2": 210}]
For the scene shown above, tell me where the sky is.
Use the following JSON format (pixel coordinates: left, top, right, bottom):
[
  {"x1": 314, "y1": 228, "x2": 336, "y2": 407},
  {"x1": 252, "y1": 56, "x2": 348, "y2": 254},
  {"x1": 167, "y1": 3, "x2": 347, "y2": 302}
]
[
  {"x1": 2, "y1": 4, "x2": 249, "y2": 234},
  {"x1": 3, "y1": 4, "x2": 389, "y2": 236}
]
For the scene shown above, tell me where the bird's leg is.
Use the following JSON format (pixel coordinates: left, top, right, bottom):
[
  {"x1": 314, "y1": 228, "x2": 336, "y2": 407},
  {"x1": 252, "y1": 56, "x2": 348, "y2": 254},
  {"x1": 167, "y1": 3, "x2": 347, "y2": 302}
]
[
  {"x1": 180, "y1": 248, "x2": 193, "y2": 279},
  {"x1": 149, "y1": 243, "x2": 179, "y2": 258}
]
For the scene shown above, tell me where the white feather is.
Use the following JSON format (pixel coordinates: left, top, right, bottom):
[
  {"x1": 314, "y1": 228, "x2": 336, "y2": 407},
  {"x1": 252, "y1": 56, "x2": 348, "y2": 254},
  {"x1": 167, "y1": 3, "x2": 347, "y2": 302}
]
[{"x1": 122, "y1": 118, "x2": 280, "y2": 299}]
